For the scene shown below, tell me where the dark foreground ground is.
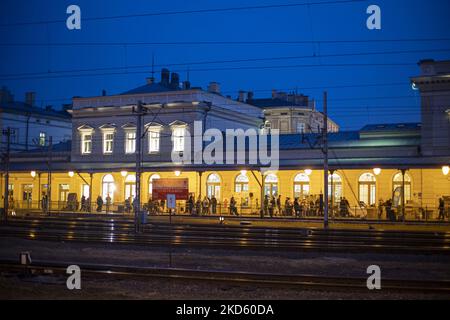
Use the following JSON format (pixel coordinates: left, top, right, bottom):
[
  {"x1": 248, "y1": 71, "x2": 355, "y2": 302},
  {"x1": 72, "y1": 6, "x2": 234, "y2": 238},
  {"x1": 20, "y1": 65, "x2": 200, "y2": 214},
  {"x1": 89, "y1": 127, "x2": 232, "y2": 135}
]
[{"x1": 0, "y1": 237, "x2": 449, "y2": 299}]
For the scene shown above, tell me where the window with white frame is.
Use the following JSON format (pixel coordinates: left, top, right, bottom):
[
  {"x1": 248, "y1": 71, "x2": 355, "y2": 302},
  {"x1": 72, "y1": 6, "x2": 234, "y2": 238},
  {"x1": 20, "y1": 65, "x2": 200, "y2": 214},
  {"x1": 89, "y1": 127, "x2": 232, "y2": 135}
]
[
  {"x1": 172, "y1": 127, "x2": 185, "y2": 152},
  {"x1": 39, "y1": 132, "x2": 46, "y2": 146},
  {"x1": 296, "y1": 122, "x2": 306, "y2": 133},
  {"x1": 81, "y1": 132, "x2": 92, "y2": 154},
  {"x1": 103, "y1": 132, "x2": 114, "y2": 154},
  {"x1": 125, "y1": 131, "x2": 136, "y2": 154},
  {"x1": 148, "y1": 129, "x2": 160, "y2": 153}
]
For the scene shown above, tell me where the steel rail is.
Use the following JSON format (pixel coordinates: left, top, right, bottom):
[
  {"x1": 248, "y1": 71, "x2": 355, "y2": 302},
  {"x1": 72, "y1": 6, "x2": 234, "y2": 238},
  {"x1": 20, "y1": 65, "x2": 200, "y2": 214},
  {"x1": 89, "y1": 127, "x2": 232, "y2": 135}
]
[
  {"x1": 1, "y1": 218, "x2": 450, "y2": 253},
  {"x1": 0, "y1": 260, "x2": 449, "y2": 294}
]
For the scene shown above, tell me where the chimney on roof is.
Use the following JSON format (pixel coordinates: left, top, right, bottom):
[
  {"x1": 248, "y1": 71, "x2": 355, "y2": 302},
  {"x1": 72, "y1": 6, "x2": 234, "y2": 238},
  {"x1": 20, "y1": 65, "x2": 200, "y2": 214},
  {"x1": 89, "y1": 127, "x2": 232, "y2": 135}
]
[
  {"x1": 25, "y1": 92, "x2": 36, "y2": 106},
  {"x1": 0, "y1": 86, "x2": 12, "y2": 104},
  {"x1": 182, "y1": 81, "x2": 191, "y2": 90},
  {"x1": 247, "y1": 91, "x2": 254, "y2": 103},
  {"x1": 62, "y1": 104, "x2": 72, "y2": 112},
  {"x1": 161, "y1": 68, "x2": 170, "y2": 86},
  {"x1": 207, "y1": 82, "x2": 221, "y2": 94},
  {"x1": 170, "y1": 72, "x2": 180, "y2": 89},
  {"x1": 238, "y1": 90, "x2": 246, "y2": 102}
]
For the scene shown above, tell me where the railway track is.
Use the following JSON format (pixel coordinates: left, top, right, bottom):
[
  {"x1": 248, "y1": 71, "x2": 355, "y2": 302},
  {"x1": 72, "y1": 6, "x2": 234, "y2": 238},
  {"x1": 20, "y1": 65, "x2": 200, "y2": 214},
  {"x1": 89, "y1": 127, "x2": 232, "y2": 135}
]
[
  {"x1": 1, "y1": 216, "x2": 450, "y2": 254},
  {"x1": 1, "y1": 259, "x2": 449, "y2": 294}
]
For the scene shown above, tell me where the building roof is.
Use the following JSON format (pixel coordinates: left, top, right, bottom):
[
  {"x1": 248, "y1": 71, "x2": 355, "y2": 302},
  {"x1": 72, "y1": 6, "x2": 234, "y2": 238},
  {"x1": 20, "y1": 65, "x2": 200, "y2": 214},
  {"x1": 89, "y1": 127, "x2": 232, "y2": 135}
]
[
  {"x1": 120, "y1": 82, "x2": 180, "y2": 95},
  {"x1": 0, "y1": 101, "x2": 71, "y2": 120},
  {"x1": 249, "y1": 98, "x2": 309, "y2": 108},
  {"x1": 360, "y1": 122, "x2": 421, "y2": 132}
]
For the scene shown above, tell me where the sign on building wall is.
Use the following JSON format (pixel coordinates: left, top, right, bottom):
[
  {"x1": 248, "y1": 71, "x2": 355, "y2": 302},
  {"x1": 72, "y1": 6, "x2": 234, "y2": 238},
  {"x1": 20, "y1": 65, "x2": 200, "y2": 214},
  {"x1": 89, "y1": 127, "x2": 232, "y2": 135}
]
[{"x1": 152, "y1": 179, "x2": 189, "y2": 200}]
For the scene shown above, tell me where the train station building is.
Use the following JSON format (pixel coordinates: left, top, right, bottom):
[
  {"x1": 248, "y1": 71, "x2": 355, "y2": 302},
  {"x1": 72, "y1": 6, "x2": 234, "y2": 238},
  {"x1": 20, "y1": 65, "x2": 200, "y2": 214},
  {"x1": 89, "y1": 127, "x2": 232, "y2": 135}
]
[{"x1": 1, "y1": 60, "x2": 449, "y2": 219}]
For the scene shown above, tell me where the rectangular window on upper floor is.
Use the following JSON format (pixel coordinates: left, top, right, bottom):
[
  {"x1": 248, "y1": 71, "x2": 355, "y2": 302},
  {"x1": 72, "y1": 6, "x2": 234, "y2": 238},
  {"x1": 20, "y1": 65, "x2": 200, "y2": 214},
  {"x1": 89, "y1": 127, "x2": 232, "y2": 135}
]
[
  {"x1": 148, "y1": 130, "x2": 160, "y2": 153},
  {"x1": 81, "y1": 133, "x2": 92, "y2": 154},
  {"x1": 103, "y1": 132, "x2": 114, "y2": 154},
  {"x1": 125, "y1": 131, "x2": 136, "y2": 154},
  {"x1": 39, "y1": 132, "x2": 46, "y2": 146},
  {"x1": 172, "y1": 127, "x2": 185, "y2": 152}
]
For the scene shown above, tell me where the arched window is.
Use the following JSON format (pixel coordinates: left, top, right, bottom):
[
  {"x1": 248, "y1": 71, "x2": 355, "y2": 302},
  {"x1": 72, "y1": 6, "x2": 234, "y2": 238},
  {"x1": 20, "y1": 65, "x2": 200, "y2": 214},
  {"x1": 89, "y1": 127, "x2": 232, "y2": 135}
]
[
  {"x1": 102, "y1": 174, "x2": 115, "y2": 202},
  {"x1": 124, "y1": 174, "x2": 136, "y2": 201},
  {"x1": 293, "y1": 173, "x2": 310, "y2": 199},
  {"x1": 358, "y1": 173, "x2": 376, "y2": 206},
  {"x1": 235, "y1": 173, "x2": 249, "y2": 193},
  {"x1": 264, "y1": 173, "x2": 278, "y2": 196},
  {"x1": 328, "y1": 173, "x2": 343, "y2": 203},
  {"x1": 148, "y1": 174, "x2": 160, "y2": 197},
  {"x1": 206, "y1": 173, "x2": 221, "y2": 199},
  {"x1": 393, "y1": 172, "x2": 412, "y2": 202}
]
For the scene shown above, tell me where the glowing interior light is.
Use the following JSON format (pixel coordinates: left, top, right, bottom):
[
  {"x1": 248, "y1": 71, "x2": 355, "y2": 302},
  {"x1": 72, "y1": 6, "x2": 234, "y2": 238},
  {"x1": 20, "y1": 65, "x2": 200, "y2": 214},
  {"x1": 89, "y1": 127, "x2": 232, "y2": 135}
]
[{"x1": 443, "y1": 166, "x2": 450, "y2": 176}]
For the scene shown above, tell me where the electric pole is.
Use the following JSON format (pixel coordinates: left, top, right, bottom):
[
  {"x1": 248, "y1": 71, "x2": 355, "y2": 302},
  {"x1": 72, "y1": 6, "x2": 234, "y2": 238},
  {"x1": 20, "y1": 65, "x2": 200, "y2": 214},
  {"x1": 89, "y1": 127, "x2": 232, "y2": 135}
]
[
  {"x1": 2, "y1": 128, "x2": 11, "y2": 223},
  {"x1": 47, "y1": 136, "x2": 52, "y2": 215},
  {"x1": 135, "y1": 101, "x2": 143, "y2": 232},
  {"x1": 323, "y1": 92, "x2": 329, "y2": 229}
]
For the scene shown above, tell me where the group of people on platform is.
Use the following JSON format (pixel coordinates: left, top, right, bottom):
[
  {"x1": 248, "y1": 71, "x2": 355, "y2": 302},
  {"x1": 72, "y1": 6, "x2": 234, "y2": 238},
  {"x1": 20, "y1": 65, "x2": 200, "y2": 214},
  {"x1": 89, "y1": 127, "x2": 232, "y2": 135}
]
[
  {"x1": 8, "y1": 190, "x2": 445, "y2": 221},
  {"x1": 261, "y1": 194, "x2": 352, "y2": 218},
  {"x1": 186, "y1": 195, "x2": 221, "y2": 215}
]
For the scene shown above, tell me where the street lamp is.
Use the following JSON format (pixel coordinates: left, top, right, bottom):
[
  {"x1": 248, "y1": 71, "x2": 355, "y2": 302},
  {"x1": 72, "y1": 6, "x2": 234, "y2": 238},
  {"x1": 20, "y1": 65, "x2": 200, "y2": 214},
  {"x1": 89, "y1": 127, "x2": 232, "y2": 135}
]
[
  {"x1": 443, "y1": 166, "x2": 450, "y2": 176},
  {"x1": 304, "y1": 169, "x2": 312, "y2": 176},
  {"x1": 68, "y1": 171, "x2": 75, "y2": 178},
  {"x1": 240, "y1": 170, "x2": 247, "y2": 176},
  {"x1": 120, "y1": 170, "x2": 128, "y2": 177},
  {"x1": 373, "y1": 168, "x2": 382, "y2": 176},
  {"x1": 174, "y1": 170, "x2": 181, "y2": 177},
  {"x1": 30, "y1": 171, "x2": 36, "y2": 178}
]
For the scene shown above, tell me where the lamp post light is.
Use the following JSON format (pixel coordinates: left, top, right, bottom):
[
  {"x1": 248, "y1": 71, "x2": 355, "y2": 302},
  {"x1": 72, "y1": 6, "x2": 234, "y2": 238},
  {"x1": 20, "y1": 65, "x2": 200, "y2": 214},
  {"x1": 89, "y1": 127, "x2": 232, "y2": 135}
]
[
  {"x1": 120, "y1": 171, "x2": 128, "y2": 178},
  {"x1": 442, "y1": 166, "x2": 450, "y2": 176},
  {"x1": 373, "y1": 168, "x2": 382, "y2": 176},
  {"x1": 174, "y1": 170, "x2": 181, "y2": 177},
  {"x1": 68, "y1": 171, "x2": 75, "y2": 178},
  {"x1": 304, "y1": 169, "x2": 312, "y2": 176},
  {"x1": 30, "y1": 171, "x2": 36, "y2": 178}
]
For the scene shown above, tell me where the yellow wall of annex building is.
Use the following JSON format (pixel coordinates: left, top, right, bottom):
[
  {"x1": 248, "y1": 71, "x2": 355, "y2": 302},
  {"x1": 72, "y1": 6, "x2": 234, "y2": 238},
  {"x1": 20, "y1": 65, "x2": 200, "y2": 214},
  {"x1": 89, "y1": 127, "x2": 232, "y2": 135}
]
[{"x1": 1, "y1": 168, "x2": 449, "y2": 209}]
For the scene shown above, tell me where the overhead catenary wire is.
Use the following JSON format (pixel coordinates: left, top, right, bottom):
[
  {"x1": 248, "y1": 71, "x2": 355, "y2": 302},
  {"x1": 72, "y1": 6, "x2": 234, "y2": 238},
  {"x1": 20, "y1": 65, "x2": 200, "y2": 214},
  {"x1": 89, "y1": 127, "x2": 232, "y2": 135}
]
[
  {"x1": 1, "y1": 47, "x2": 449, "y2": 80},
  {"x1": 3, "y1": 38, "x2": 450, "y2": 47},
  {"x1": 0, "y1": 62, "x2": 420, "y2": 81},
  {"x1": 0, "y1": 0, "x2": 367, "y2": 28}
]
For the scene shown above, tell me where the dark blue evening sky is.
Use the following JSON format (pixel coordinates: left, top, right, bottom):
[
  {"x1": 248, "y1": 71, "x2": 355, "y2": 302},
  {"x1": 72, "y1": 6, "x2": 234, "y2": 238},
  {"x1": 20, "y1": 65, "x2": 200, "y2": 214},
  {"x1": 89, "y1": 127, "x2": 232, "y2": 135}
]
[{"x1": 1, "y1": 0, "x2": 450, "y2": 130}]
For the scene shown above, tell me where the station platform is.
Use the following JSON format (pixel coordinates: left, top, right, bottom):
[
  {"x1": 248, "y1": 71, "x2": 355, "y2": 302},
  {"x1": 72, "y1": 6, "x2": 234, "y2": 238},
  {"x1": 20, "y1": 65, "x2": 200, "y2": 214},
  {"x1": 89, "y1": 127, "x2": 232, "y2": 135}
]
[{"x1": 8, "y1": 211, "x2": 450, "y2": 233}]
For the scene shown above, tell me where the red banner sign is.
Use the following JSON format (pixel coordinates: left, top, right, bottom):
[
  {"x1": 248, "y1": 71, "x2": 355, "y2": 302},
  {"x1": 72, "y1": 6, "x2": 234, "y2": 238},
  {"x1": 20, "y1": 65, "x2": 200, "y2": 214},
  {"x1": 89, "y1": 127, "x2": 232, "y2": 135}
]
[{"x1": 152, "y1": 178, "x2": 189, "y2": 201}]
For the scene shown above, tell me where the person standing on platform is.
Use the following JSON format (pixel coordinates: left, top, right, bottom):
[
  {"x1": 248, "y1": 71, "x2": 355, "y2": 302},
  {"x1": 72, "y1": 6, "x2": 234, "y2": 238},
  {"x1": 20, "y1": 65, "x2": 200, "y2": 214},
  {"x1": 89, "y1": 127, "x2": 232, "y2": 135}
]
[
  {"x1": 263, "y1": 195, "x2": 269, "y2": 217},
  {"x1": 195, "y1": 197, "x2": 201, "y2": 216},
  {"x1": 276, "y1": 195, "x2": 282, "y2": 216},
  {"x1": 230, "y1": 196, "x2": 238, "y2": 216},
  {"x1": 211, "y1": 195, "x2": 217, "y2": 215},
  {"x1": 438, "y1": 197, "x2": 445, "y2": 220},
  {"x1": 105, "y1": 194, "x2": 111, "y2": 213},
  {"x1": 96, "y1": 195, "x2": 103, "y2": 212}
]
